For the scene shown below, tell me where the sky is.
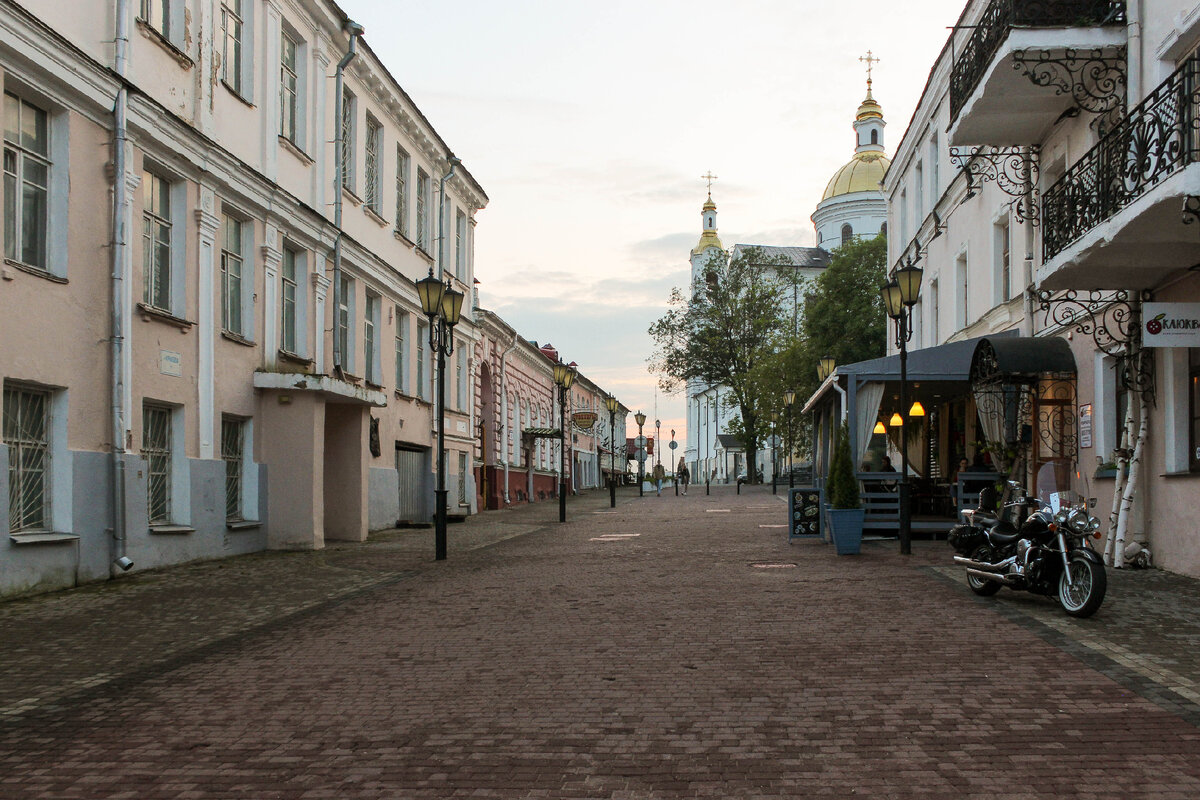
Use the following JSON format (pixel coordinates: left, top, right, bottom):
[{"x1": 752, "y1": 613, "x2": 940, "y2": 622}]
[{"x1": 337, "y1": 0, "x2": 966, "y2": 445}]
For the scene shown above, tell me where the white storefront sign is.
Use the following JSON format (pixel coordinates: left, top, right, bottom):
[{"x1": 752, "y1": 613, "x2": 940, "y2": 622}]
[
  {"x1": 1143, "y1": 303, "x2": 1200, "y2": 347},
  {"x1": 159, "y1": 350, "x2": 182, "y2": 376},
  {"x1": 1078, "y1": 404, "x2": 1092, "y2": 449}
]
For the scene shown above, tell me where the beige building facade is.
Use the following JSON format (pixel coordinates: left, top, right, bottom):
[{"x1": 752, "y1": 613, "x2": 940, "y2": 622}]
[{"x1": 1, "y1": 0, "x2": 486, "y2": 597}]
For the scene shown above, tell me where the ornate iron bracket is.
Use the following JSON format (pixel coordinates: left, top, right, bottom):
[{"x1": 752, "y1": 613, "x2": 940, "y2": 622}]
[
  {"x1": 1183, "y1": 196, "x2": 1200, "y2": 228},
  {"x1": 951, "y1": 145, "x2": 1040, "y2": 225},
  {"x1": 1034, "y1": 288, "x2": 1155, "y2": 401},
  {"x1": 1012, "y1": 47, "x2": 1127, "y2": 116}
]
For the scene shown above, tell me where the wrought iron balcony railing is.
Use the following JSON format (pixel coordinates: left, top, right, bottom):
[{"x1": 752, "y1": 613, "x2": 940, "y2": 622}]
[
  {"x1": 1042, "y1": 57, "x2": 1200, "y2": 260},
  {"x1": 949, "y1": 0, "x2": 1127, "y2": 123}
]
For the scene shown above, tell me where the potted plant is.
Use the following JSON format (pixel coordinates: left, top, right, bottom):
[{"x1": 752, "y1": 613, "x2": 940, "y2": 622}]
[{"x1": 826, "y1": 423, "x2": 864, "y2": 555}]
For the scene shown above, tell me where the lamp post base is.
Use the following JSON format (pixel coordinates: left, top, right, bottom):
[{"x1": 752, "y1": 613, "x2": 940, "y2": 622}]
[
  {"x1": 559, "y1": 480, "x2": 567, "y2": 522},
  {"x1": 609, "y1": 479, "x2": 616, "y2": 508},
  {"x1": 899, "y1": 480, "x2": 912, "y2": 555},
  {"x1": 435, "y1": 488, "x2": 448, "y2": 561}
]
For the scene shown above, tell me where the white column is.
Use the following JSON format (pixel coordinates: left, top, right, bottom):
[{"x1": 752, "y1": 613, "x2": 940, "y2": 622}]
[
  {"x1": 196, "y1": 187, "x2": 220, "y2": 459},
  {"x1": 261, "y1": 224, "x2": 282, "y2": 368},
  {"x1": 311, "y1": 43, "x2": 331, "y2": 212},
  {"x1": 195, "y1": 0, "x2": 216, "y2": 137},
  {"x1": 120, "y1": 168, "x2": 140, "y2": 448},
  {"x1": 312, "y1": 271, "x2": 330, "y2": 373}
]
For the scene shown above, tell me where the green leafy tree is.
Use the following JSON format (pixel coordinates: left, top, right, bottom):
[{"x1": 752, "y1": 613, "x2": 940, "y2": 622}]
[{"x1": 648, "y1": 246, "x2": 792, "y2": 481}]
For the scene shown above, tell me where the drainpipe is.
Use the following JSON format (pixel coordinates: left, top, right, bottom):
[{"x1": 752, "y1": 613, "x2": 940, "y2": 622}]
[
  {"x1": 332, "y1": 20, "x2": 364, "y2": 374},
  {"x1": 1127, "y1": 0, "x2": 1143, "y2": 105},
  {"x1": 109, "y1": 0, "x2": 131, "y2": 576},
  {"x1": 499, "y1": 333, "x2": 518, "y2": 503}
]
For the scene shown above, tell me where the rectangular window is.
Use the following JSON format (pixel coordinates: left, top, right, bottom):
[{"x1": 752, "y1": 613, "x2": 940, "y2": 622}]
[
  {"x1": 280, "y1": 30, "x2": 299, "y2": 144},
  {"x1": 455, "y1": 209, "x2": 466, "y2": 279},
  {"x1": 221, "y1": 416, "x2": 244, "y2": 521},
  {"x1": 996, "y1": 219, "x2": 1011, "y2": 303},
  {"x1": 458, "y1": 451, "x2": 468, "y2": 505},
  {"x1": 929, "y1": 279, "x2": 940, "y2": 346},
  {"x1": 220, "y1": 214, "x2": 244, "y2": 334},
  {"x1": 340, "y1": 88, "x2": 355, "y2": 192},
  {"x1": 395, "y1": 146, "x2": 409, "y2": 236},
  {"x1": 3, "y1": 93, "x2": 50, "y2": 270},
  {"x1": 364, "y1": 291, "x2": 379, "y2": 385},
  {"x1": 3, "y1": 385, "x2": 49, "y2": 532},
  {"x1": 416, "y1": 321, "x2": 428, "y2": 400},
  {"x1": 928, "y1": 133, "x2": 939, "y2": 200},
  {"x1": 364, "y1": 115, "x2": 382, "y2": 214},
  {"x1": 915, "y1": 162, "x2": 924, "y2": 219},
  {"x1": 416, "y1": 168, "x2": 429, "y2": 251},
  {"x1": 1190, "y1": 349, "x2": 1200, "y2": 472},
  {"x1": 955, "y1": 253, "x2": 968, "y2": 329},
  {"x1": 281, "y1": 246, "x2": 298, "y2": 354},
  {"x1": 142, "y1": 404, "x2": 172, "y2": 525},
  {"x1": 456, "y1": 345, "x2": 466, "y2": 410},
  {"x1": 140, "y1": 0, "x2": 170, "y2": 37},
  {"x1": 394, "y1": 307, "x2": 407, "y2": 393},
  {"x1": 220, "y1": 1, "x2": 244, "y2": 95},
  {"x1": 142, "y1": 171, "x2": 171, "y2": 312},
  {"x1": 337, "y1": 274, "x2": 352, "y2": 373},
  {"x1": 899, "y1": 188, "x2": 908, "y2": 245}
]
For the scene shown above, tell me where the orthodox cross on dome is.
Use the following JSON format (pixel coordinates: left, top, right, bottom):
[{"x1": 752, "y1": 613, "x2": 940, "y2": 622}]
[
  {"x1": 859, "y1": 50, "x2": 880, "y2": 89},
  {"x1": 701, "y1": 171, "x2": 718, "y2": 199}
]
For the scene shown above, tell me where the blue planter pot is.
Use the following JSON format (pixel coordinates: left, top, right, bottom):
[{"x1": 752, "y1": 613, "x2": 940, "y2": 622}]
[{"x1": 828, "y1": 508, "x2": 865, "y2": 555}]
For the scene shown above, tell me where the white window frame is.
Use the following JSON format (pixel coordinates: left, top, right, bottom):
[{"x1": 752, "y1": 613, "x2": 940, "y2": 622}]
[
  {"x1": 141, "y1": 402, "x2": 174, "y2": 526},
  {"x1": 394, "y1": 306, "x2": 408, "y2": 394},
  {"x1": 456, "y1": 344, "x2": 466, "y2": 410},
  {"x1": 220, "y1": 211, "x2": 253, "y2": 338},
  {"x1": 929, "y1": 278, "x2": 940, "y2": 346},
  {"x1": 3, "y1": 383, "x2": 50, "y2": 532},
  {"x1": 395, "y1": 146, "x2": 409, "y2": 237},
  {"x1": 994, "y1": 218, "x2": 1011, "y2": 305},
  {"x1": 220, "y1": 0, "x2": 253, "y2": 101},
  {"x1": 140, "y1": 168, "x2": 189, "y2": 317},
  {"x1": 455, "y1": 208, "x2": 466, "y2": 280},
  {"x1": 221, "y1": 415, "x2": 246, "y2": 522},
  {"x1": 416, "y1": 168, "x2": 429, "y2": 251},
  {"x1": 416, "y1": 320, "x2": 428, "y2": 400},
  {"x1": 364, "y1": 114, "x2": 382, "y2": 215},
  {"x1": 337, "y1": 273, "x2": 355, "y2": 374},
  {"x1": 279, "y1": 26, "x2": 305, "y2": 148},
  {"x1": 138, "y1": 0, "x2": 185, "y2": 47},
  {"x1": 4, "y1": 92, "x2": 51, "y2": 272},
  {"x1": 955, "y1": 250, "x2": 969, "y2": 330},
  {"x1": 281, "y1": 245, "x2": 308, "y2": 356},
  {"x1": 363, "y1": 289, "x2": 381, "y2": 385}
]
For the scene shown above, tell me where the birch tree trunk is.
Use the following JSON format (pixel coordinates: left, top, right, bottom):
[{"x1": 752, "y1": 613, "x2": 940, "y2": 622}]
[
  {"x1": 1104, "y1": 391, "x2": 1134, "y2": 566},
  {"x1": 1113, "y1": 387, "x2": 1150, "y2": 570}
]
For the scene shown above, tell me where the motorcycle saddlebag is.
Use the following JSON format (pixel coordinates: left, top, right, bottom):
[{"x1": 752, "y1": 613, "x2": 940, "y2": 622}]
[{"x1": 948, "y1": 524, "x2": 984, "y2": 555}]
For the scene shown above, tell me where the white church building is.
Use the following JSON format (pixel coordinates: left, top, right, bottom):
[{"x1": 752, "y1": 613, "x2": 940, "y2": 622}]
[{"x1": 685, "y1": 76, "x2": 890, "y2": 483}]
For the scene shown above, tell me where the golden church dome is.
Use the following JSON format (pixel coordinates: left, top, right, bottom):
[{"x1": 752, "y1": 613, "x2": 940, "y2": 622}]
[
  {"x1": 692, "y1": 229, "x2": 723, "y2": 256},
  {"x1": 821, "y1": 150, "x2": 891, "y2": 201}
]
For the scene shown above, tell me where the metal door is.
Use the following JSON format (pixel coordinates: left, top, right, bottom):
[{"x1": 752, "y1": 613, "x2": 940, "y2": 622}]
[{"x1": 396, "y1": 445, "x2": 428, "y2": 523}]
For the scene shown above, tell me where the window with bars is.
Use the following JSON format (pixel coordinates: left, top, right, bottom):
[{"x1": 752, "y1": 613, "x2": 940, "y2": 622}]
[
  {"x1": 142, "y1": 171, "x2": 171, "y2": 312},
  {"x1": 280, "y1": 30, "x2": 299, "y2": 144},
  {"x1": 340, "y1": 88, "x2": 356, "y2": 192},
  {"x1": 364, "y1": 291, "x2": 379, "y2": 384},
  {"x1": 394, "y1": 307, "x2": 407, "y2": 393},
  {"x1": 455, "y1": 209, "x2": 466, "y2": 279},
  {"x1": 458, "y1": 451, "x2": 468, "y2": 505},
  {"x1": 220, "y1": 1, "x2": 245, "y2": 95},
  {"x1": 281, "y1": 247, "x2": 299, "y2": 354},
  {"x1": 395, "y1": 146, "x2": 409, "y2": 236},
  {"x1": 221, "y1": 417, "x2": 244, "y2": 521},
  {"x1": 4, "y1": 93, "x2": 50, "y2": 270},
  {"x1": 3, "y1": 385, "x2": 49, "y2": 532},
  {"x1": 142, "y1": 404, "x2": 172, "y2": 525},
  {"x1": 364, "y1": 115, "x2": 382, "y2": 214},
  {"x1": 220, "y1": 214, "x2": 244, "y2": 334},
  {"x1": 416, "y1": 168, "x2": 429, "y2": 251}
]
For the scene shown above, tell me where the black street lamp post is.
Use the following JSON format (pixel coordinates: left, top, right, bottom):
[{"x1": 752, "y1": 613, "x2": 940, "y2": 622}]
[
  {"x1": 605, "y1": 394, "x2": 620, "y2": 508},
  {"x1": 635, "y1": 411, "x2": 646, "y2": 497},
  {"x1": 770, "y1": 412, "x2": 778, "y2": 495},
  {"x1": 671, "y1": 429, "x2": 677, "y2": 495},
  {"x1": 880, "y1": 260, "x2": 924, "y2": 556},
  {"x1": 784, "y1": 390, "x2": 796, "y2": 489},
  {"x1": 416, "y1": 272, "x2": 464, "y2": 561},
  {"x1": 553, "y1": 361, "x2": 576, "y2": 523}
]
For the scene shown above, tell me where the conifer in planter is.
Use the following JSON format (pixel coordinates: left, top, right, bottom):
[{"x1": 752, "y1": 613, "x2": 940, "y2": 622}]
[{"x1": 826, "y1": 423, "x2": 864, "y2": 554}]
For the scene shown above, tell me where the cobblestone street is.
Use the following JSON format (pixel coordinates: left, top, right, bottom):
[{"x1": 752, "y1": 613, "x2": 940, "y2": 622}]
[{"x1": 3, "y1": 485, "x2": 1200, "y2": 798}]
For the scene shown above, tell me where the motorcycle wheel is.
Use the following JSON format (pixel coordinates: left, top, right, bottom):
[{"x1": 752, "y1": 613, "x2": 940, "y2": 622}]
[
  {"x1": 966, "y1": 544, "x2": 1002, "y2": 596},
  {"x1": 1058, "y1": 556, "x2": 1106, "y2": 618}
]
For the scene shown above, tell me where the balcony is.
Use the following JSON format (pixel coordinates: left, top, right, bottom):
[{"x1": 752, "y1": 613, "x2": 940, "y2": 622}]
[
  {"x1": 1039, "y1": 57, "x2": 1200, "y2": 290},
  {"x1": 948, "y1": 0, "x2": 1126, "y2": 146}
]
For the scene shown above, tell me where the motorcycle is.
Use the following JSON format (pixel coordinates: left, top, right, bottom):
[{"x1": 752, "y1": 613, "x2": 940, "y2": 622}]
[{"x1": 948, "y1": 461, "x2": 1106, "y2": 618}]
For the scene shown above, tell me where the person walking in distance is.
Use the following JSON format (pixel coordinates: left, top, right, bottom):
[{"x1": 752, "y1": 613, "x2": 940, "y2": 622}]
[
  {"x1": 653, "y1": 462, "x2": 665, "y2": 496},
  {"x1": 678, "y1": 458, "x2": 690, "y2": 496}
]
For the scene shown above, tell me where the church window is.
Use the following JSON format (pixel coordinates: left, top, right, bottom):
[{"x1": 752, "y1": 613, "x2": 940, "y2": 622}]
[
  {"x1": 841, "y1": 224, "x2": 853, "y2": 245},
  {"x1": 880, "y1": 222, "x2": 887, "y2": 236},
  {"x1": 871, "y1": 130, "x2": 878, "y2": 145}
]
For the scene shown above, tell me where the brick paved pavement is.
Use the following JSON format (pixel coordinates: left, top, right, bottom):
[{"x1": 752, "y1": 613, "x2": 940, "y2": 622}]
[{"x1": 2, "y1": 485, "x2": 1200, "y2": 798}]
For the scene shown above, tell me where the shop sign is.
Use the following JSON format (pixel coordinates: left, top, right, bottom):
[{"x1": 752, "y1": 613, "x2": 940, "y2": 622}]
[
  {"x1": 1144, "y1": 303, "x2": 1200, "y2": 347},
  {"x1": 572, "y1": 411, "x2": 598, "y2": 429},
  {"x1": 159, "y1": 350, "x2": 182, "y2": 377},
  {"x1": 1078, "y1": 404, "x2": 1092, "y2": 449}
]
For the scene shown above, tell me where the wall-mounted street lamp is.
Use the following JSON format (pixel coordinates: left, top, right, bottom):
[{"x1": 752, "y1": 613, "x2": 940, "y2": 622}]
[
  {"x1": 417, "y1": 270, "x2": 464, "y2": 561},
  {"x1": 605, "y1": 394, "x2": 620, "y2": 508},
  {"x1": 552, "y1": 361, "x2": 577, "y2": 523},
  {"x1": 880, "y1": 258, "x2": 923, "y2": 555},
  {"x1": 817, "y1": 354, "x2": 836, "y2": 382},
  {"x1": 634, "y1": 410, "x2": 647, "y2": 497}
]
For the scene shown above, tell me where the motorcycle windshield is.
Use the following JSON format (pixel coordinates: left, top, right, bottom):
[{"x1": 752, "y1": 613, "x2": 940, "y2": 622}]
[{"x1": 1034, "y1": 461, "x2": 1090, "y2": 512}]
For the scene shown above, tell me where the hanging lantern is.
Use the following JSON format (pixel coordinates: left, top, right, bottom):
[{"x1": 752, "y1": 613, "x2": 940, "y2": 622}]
[
  {"x1": 909, "y1": 401, "x2": 926, "y2": 417},
  {"x1": 873, "y1": 421, "x2": 886, "y2": 435},
  {"x1": 889, "y1": 412, "x2": 903, "y2": 427}
]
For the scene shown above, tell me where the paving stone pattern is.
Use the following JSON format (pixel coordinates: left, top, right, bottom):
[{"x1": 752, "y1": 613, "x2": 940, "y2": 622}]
[{"x1": 2, "y1": 486, "x2": 1200, "y2": 798}]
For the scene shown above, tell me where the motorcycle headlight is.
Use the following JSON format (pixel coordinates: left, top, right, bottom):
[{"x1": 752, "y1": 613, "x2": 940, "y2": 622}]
[
  {"x1": 1089, "y1": 516, "x2": 1102, "y2": 532},
  {"x1": 1054, "y1": 509, "x2": 1069, "y2": 526},
  {"x1": 1069, "y1": 508, "x2": 1090, "y2": 532}
]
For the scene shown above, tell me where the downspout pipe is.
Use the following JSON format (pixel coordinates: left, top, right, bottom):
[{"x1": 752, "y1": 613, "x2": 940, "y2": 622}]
[
  {"x1": 332, "y1": 21, "x2": 364, "y2": 374},
  {"x1": 109, "y1": 0, "x2": 132, "y2": 576}
]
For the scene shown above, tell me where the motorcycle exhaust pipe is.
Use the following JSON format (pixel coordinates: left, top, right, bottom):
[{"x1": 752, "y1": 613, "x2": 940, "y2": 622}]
[
  {"x1": 965, "y1": 568, "x2": 1018, "y2": 585},
  {"x1": 953, "y1": 555, "x2": 1016, "y2": 573}
]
